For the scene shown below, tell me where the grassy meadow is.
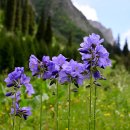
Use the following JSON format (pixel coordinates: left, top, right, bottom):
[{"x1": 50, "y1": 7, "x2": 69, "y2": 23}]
[{"x1": 0, "y1": 64, "x2": 130, "y2": 130}]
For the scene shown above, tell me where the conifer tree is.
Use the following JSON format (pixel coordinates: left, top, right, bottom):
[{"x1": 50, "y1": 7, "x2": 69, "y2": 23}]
[
  {"x1": 22, "y1": 0, "x2": 29, "y2": 34},
  {"x1": 113, "y1": 34, "x2": 122, "y2": 55},
  {"x1": 67, "y1": 32, "x2": 72, "y2": 47},
  {"x1": 44, "y1": 16, "x2": 52, "y2": 45},
  {"x1": 15, "y1": 0, "x2": 22, "y2": 32},
  {"x1": 4, "y1": 0, "x2": 16, "y2": 31},
  {"x1": 0, "y1": 0, "x2": 7, "y2": 10},
  {"x1": 36, "y1": 11, "x2": 45, "y2": 41},
  {"x1": 28, "y1": 5, "x2": 35, "y2": 36},
  {"x1": 123, "y1": 39, "x2": 129, "y2": 56},
  {"x1": 1, "y1": 39, "x2": 14, "y2": 71}
]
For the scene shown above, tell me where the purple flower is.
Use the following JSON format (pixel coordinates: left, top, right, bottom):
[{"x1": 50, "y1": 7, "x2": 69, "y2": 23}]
[
  {"x1": 58, "y1": 60, "x2": 85, "y2": 85},
  {"x1": 11, "y1": 103, "x2": 31, "y2": 120},
  {"x1": 52, "y1": 54, "x2": 67, "y2": 71},
  {"x1": 93, "y1": 71, "x2": 101, "y2": 80},
  {"x1": 79, "y1": 33, "x2": 111, "y2": 69},
  {"x1": 42, "y1": 61, "x2": 58, "y2": 80},
  {"x1": 42, "y1": 56, "x2": 50, "y2": 65},
  {"x1": 58, "y1": 70, "x2": 71, "y2": 84},
  {"x1": 10, "y1": 91, "x2": 21, "y2": 102},
  {"x1": 95, "y1": 45, "x2": 111, "y2": 68},
  {"x1": 20, "y1": 107, "x2": 32, "y2": 120},
  {"x1": 79, "y1": 33, "x2": 104, "y2": 52},
  {"x1": 4, "y1": 67, "x2": 24, "y2": 87},
  {"x1": 29, "y1": 55, "x2": 40, "y2": 76},
  {"x1": 29, "y1": 55, "x2": 58, "y2": 80},
  {"x1": 78, "y1": 33, "x2": 111, "y2": 80},
  {"x1": 5, "y1": 92, "x2": 14, "y2": 97},
  {"x1": 4, "y1": 67, "x2": 34, "y2": 96},
  {"x1": 20, "y1": 74, "x2": 35, "y2": 96}
]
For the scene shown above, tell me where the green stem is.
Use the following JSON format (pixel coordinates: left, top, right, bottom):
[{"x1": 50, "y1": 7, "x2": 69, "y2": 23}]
[
  {"x1": 68, "y1": 83, "x2": 71, "y2": 130},
  {"x1": 89, "y1": 65, "x2": 93, "y2": 130},
  {"x1": 19, "y1": 118, "x2": 22, "y2": 130},
  {"x1": 56, "y1": 81, "x2": 59, "y2": 130},
  {"x1": 12, "y1": 93, "x2": 16, "y2": 130},
  {"x1": 40, "y1": 82, "x2": 43, "y2": 130},
  {"x1": 94, "y1": 85, "x2": 97, "y2": 130}
]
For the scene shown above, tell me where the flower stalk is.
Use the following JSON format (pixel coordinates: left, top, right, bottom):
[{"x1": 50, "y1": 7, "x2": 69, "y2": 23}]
[
  {"x1": 89, "y1": 66, "x2": 93, "y2": 130},
  {"x1": 94, "y1": 84, "x2": 97, "y2": 130},
  {"x1": 12, "y1": 93, "x2": 16, "y2": 130},
  {"x1": 40, "y1": 86, "x2": 43, "y2": 130},
  {"x1": 56, "y1": 81, "x2": 59, "y2": 130},
  {"x1": 68, "y1": 83, "x2": 71, "y2": 130}
]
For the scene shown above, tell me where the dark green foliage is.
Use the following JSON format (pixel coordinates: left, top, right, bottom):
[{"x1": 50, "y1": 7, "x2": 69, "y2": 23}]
[
  {"x1": 0, "y1": 31, "x2": 14, "y2": 72},
  {"x1": 44, "y1": 16, "x2": 52, "y2": 45},
  {"x1": 52, "y1": 11, "x2": 86, "y2": 44},
  {"x1": 28, "y1": 5, "x2": 35, "y2": 36},
  {"x1": 22, "y1": 0, "x2": 29, "y2": 34},
  {"x1": 12, "y1": 36, "x2": 24, "y2": 67},
  {"x1": 4, "y1": 0, "x2": 16, "y2": 31},
  {"x1": 0, "y1": 0, "x2": 7, "y2": 10},
  {"x1": 123, "y1": 39, "x2": 129, "y2": 56},
  {"x1": 67, "y1": 31, "x2": 72, "y2": 47},
  {"x1": 113, "y1": 35, "x2": 122, "y2": 55},
  {"x1": 15, "y1": 0, "x2": 22, "y2": 32},
  {"x1": 0, "y1": 10, "x2": 4, "y2": 25},
  {"x1": 36, "y1": 11, "x2": 45, "y2": 41}
]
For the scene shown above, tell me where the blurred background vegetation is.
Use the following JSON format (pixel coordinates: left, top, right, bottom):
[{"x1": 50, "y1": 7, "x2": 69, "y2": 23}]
[{"x1": 0, "y1": 0, "x2": 129, "y2": 73}]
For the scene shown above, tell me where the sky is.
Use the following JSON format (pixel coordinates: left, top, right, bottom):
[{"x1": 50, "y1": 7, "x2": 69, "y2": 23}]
[{"x1": 72, "y1": 0, "x2": 130, "y2": 49}]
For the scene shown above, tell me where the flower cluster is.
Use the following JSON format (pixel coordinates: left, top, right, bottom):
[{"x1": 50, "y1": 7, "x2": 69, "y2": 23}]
[
  {"x1": 4, "y1": 67, "x2": 34, "y2": 120},
  {"x1": 29, "y1": 54, "x2": 86, "y2": 86},
  {"x1": 29, "y1": 33, "x2": 111, "y2": 86},
  {"x1": 29, "y1": 55, "x2": 58, "y2": 80},
  {"x1": 78, "y1": 33, "x2": 111, "y2": 79}
]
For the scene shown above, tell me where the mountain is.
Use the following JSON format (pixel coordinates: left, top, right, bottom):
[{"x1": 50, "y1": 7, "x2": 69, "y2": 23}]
[
  {"x1": 30, "y1": 0, "x2": 114, "y2": 44},
  {"x1": 89, "y1": 20, "x2": 114, "y2": 45}
]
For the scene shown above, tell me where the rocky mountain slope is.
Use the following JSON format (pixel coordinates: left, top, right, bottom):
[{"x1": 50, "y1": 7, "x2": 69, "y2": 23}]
[
  {"x1": 30, "y1": 0, "x2": 114, "y2": 44},
  {"x1": 89, "y1": 20, "x2": 114, "y2": 45}
]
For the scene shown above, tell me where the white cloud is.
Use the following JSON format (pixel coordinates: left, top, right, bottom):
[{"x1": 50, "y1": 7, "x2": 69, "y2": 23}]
[
  {"x1": 121, "y1": 30, "x2": 130, "y2": 49},
  {"x1": 72, "y1": 1, "x2": 99, "y2": 21}
]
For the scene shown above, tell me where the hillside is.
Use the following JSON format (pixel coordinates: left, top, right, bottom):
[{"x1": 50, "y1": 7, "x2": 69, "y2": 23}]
[{"x1": 30, "y1": 0, "x2": 107, "y2": 44}]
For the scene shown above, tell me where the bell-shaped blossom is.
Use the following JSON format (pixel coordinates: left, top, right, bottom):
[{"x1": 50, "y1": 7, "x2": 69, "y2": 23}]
[
  {"x1": 29, "y1": 55, "x2": 41, "y2": 76},
  {"x1": 79, "y1": 33, "x2": 104, "y2": 52},
  {"x1": 52, "y1": 54, "x2": 67, "y2": 71},
  {"x1": 4, "y1": 67, "x2": 24, "y2": 87},
  {"x1": 20, "y1": 74, "x2": 35, "y2": 96},
  {"x1": 29, "y1": 55, "x2": 58, "y2": 80},
  {"x1": 78, "y1": 33, "x2": 111, "y2": 80},
  {"x1": 95, "y1": 45, "x2": 111, "y2": 68},
  {"x1": 58, "y1": 60, "x2": 85, "y2": 85},
  {"x1": 4, "y1": 67, "x2": 34, "y2": 96},
  {"x1": 11, "y1": 103, "x2": 31, "y2": 120}
]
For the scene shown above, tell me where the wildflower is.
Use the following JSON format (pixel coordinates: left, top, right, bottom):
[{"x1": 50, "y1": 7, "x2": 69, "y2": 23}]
[
  {"x1": 29, "y1": 55, "x2": 58, "y2": 80},
  {"x1": 4, "y1": 67, "x2": 34, "y2": 96},
  {"x1": 11, "y1": 103, "x2": 31, "y2": 120},
  {"x1": 20, "y1": 74, "x2": 35, "y2": 96},
  {"x1": 58, "y1": 60, "x2": 85, "y2": 86},
  {"x1": 29, "y1": 55, "x2": 41, "y2": 76},
  {"x1": 4, "y1": 67, "x2": 24, "y2": 87},
  {"x1": 79, "y1": 33, "x2": 104, "y2": 52},
  {"x1": 78, "y1": 33, "x2": 111, "y2": 79},
  {"x1": 43, "y1": 61, "x2": 58, "y2": 80},
  {"x1": 95, "y1": 45, "x2": 111, "y2": 68},
  {"x1": 52, "y1": 54, "x2": 67, "y2": 71}
]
